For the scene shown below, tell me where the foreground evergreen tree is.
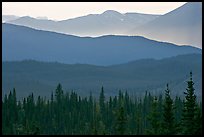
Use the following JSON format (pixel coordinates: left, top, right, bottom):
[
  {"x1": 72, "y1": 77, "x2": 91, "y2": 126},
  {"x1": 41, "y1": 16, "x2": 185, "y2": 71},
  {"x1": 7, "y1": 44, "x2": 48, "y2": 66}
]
[
  {"x1": 115, "y1": 105, "x2": 127, "y2": 135},
  {"x1": 99, "y1": 86, "x2": 105, "y2": 120},
  {"x1": 181, "y1": 72, "x2": 198, "y2": 135},
  {"x1": 193, "y1": 104, "x2": 202, "y2": 135},
  {"x1": 174, "y1": 96, "x2": 183, "y2": 133},
  {"x1": 146, "y1": 97, "x2": 161, "y2": 135},
  {"x1": 161, "y1": 84, "x2": 175, "y2": 135},
  {"x1": 55, "y1": 83, "x2": 64, "y2": 103},
  {"x1": 2, "y1": 73, "x2": 201, "y2": 135}
]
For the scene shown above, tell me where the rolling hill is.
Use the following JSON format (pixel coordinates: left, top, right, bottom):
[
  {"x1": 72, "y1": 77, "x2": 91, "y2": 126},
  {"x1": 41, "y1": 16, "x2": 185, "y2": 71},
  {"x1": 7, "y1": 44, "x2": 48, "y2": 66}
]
[{"x1": 2, "y1": 23, "x2": 201, "y2": 66}]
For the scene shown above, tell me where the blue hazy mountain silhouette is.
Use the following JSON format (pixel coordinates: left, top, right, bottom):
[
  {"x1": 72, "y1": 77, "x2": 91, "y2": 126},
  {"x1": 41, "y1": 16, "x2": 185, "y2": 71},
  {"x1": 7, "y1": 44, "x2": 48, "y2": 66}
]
[
  {"x1": 2, "y1": 15, "x2": 19, "y2": 23},
  {"x1": 6, "y1": 10, "x2": 159, "y2": 36},
  {"x1": 5, "y1": 2, "x2": 202, "y2": 48},
  {"x1": 128, "y1": 2, "x2": 202, "y2": 48},
  {"x1": 2, "y1": 23, "x2": 201, "y2": 66}
]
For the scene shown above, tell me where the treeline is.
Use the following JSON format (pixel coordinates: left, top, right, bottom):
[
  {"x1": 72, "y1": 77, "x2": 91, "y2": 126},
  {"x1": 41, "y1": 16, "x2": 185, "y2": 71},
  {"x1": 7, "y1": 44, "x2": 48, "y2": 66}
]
[{"x1": 2, "y1": 72, "x2": 202, "y2": 135}]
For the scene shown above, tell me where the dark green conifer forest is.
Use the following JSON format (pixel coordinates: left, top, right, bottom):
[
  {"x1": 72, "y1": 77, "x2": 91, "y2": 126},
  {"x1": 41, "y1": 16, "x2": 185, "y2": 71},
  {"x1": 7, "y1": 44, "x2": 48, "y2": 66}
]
[{"x1": 2, "y1": 72, "x2": 202, "y2": 135}]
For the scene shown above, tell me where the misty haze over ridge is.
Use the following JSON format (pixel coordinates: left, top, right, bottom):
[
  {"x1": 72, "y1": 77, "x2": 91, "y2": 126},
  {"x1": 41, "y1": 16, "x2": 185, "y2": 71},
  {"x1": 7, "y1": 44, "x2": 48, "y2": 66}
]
[{"x1": 3, "y1": 2, "x2": 202, "y2": 48}]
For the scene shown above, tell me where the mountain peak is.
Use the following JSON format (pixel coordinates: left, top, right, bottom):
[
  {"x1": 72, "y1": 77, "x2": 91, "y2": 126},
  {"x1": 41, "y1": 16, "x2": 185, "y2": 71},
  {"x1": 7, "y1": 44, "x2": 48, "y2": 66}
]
[
  {"x1": 19, "y1": 16, "x2": 36, "y2": 20},
  {"x1": 102, "y1": 10, "x2": 122, "y2": 15},
  {"x1": 165, "y1": 2, "x2": 202, "y2": 16}
]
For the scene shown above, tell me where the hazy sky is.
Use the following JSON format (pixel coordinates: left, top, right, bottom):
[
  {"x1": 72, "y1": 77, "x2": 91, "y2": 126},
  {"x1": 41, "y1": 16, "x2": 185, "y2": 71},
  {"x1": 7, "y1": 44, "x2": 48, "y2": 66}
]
[{"x1": 2, "y1": 2, "x2": 186, "y2": 21}]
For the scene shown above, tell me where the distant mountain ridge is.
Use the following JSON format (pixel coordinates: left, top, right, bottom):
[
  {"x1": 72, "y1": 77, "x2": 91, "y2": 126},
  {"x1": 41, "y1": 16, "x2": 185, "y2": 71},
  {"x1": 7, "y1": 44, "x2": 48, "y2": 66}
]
[
  {"x1": 2, "y1": 15, "x2": 19, "y2": 23},
  {"x1": 128, "y1": 2, "x2": 202, "y2": 48},
  {"x1": 5, "y1": 10, "x2": 160, "y2": 36},
  {"x1": 2, "y1": 23, "x2": 201, "y2": 66},
  {"x1": 4, "y1": 2, "x2": 201, "y2": 48}
]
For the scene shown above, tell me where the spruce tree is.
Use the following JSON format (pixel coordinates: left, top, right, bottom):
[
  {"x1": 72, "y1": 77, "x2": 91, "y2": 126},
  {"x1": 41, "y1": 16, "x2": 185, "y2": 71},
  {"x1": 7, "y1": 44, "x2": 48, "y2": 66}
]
[
  {"x1": 193, "y1": 104, "x2": 202, "y2": 135},
  {"x1": 181, "y1": 71, "x2": 197, "y2": 135},
  {"x1": 99, "y1": 86, "x2": 105, "y2": 120},
  {"x1": 161, "y1": 84, "x2": 175, "y2": 135},
  {"x1": 55, "y1": 83, "x2": 63, "y2": 103},
  {"x1": 146, "y1": 96, "x2": 161, "y2": 135},
  {"x1": 115, "y1": 105, "x2": 127, "y2": 135}
]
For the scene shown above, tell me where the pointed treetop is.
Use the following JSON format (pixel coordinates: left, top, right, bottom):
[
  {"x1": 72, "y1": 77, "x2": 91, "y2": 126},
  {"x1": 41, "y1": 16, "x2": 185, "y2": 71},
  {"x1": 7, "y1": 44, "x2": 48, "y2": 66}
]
[
  {"x1": 166, "y1": 83, "x2": 169, "y2": 89},
  {"x1": 101, "y1": 86, "x2": 104, "y2": 90},
  {"x1": 190, "y1": 71, "x2": 193, "y2": 81},
  {"x1": 166, "y1": 83, "x2": 170, "y2": 95}
]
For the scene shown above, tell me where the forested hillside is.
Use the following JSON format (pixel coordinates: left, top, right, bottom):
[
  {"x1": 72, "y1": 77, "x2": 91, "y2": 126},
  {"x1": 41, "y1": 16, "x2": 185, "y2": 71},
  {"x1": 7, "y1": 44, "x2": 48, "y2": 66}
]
[{"x1": 2, "y1": 54, "x2": 202, "y2": 100}]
